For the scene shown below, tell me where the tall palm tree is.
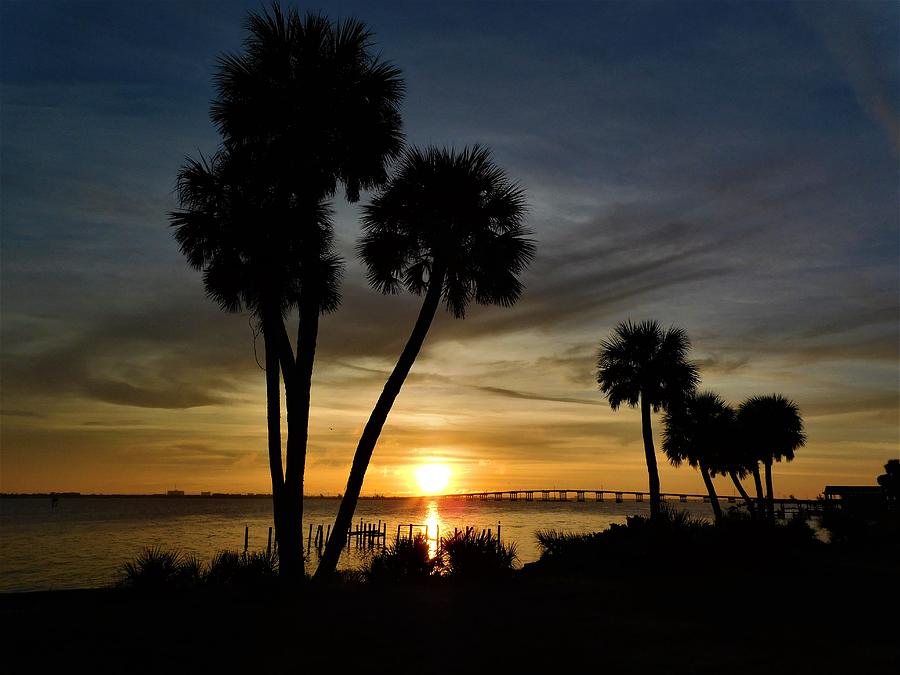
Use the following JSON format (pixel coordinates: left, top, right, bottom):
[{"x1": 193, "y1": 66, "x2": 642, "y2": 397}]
[
  {"x1": 737, "y1": 394, "x2": 806, "y2": 520},
  {"x1": 597, "y1": 320, "x2": 699, "y2": 520},
  {"x1": 206, "y1": 3, "x2": 404, "y2": 577},
  {"x1": 315, "y1": 145, "x2": 534, "y2": 578},
  {"x1": 170, "y1": 146, "x2": 341, "y2": 578},
  {"x1": 662, "y1": 391, "x2": 734, "y2": 521}
]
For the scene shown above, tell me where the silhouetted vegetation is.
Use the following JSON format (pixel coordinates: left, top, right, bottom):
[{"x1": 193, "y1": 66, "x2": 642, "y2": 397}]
[
  {"x1": 737, "y1": 394, "x2": 806, "y2": 520},
  {"x1": 597, "y1": 320, "x2": 699, "y2": 519},
  {"x1": 172, "y1": 1, "x2": 404, "y2": 580},
  {"x1": 367, "y1": 534, "x2": 437, "y2": 583},
  {"x1": 120, "y1": 548, "x2": 278, "y2": 591},
  {"x1": 441, "y1": 528, "x2": 518, "y2": 580},
  {"x1": 120, "y1": 546, "x2": 201, "y2": 591},
  {"x1": 529, "y1": 506, "x2": 821, "y2": 577},
  {"x1": 317, "y1": 146, "x2": 534, "y2": 578},
  {"x1": 662, "y1": 391, "x2": 735, "y2": 520}
]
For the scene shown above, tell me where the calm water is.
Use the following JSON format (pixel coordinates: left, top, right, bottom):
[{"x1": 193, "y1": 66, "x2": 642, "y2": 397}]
[{"x1": 0, "y1": 495, "x2": 719, "y2": 592}]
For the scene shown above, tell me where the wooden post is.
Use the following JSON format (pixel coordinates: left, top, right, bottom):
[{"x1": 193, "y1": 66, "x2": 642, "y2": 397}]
[
  {"x1": 307, "y1": 523, "x2": 313, "y2": 552},
  {"x1": 397, "y1": 524, "x2": 401, "y2": 542},
  {"x1": 244, "y1": 525, "x2": 249, "y2": 553},
  {"x1": 267, "y1": 526, "x2": 272, "y2": 556},
  {"x1": 497, "y1": 522, "x2": 501, "y2": 542},
  {"x1": 326, "y1": 524, "x2": 331, "y2": 543},
  {"x1": 409, "y1": 524, "x2": 413, "y2": 540}
]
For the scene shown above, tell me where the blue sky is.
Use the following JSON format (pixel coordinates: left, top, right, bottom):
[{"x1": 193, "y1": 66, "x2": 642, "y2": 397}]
[{"x1": 1, "y1": 1, "x2": 897, "y2": 496}]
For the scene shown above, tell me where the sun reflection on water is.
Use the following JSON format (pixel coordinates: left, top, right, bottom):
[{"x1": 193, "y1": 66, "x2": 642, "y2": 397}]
[{"x1": 424, "y1": 500, "x2": 441, "y2": 558}]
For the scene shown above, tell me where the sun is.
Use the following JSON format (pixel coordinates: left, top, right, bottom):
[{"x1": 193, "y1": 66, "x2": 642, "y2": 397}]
[{"x1": 414, "y1": 463, "x2": 451, "y2": 495}]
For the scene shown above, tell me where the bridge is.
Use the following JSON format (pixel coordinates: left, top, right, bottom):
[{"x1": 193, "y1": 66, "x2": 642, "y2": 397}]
[{"x1": 444, "y1": 489, "x2": 824, "y2": 512}]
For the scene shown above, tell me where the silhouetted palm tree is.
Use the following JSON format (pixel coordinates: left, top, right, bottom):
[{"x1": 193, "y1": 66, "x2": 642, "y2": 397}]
[
  {"x1": 206, "y1": 3, "x2": 404, "y2": 578},
  {"x1": 170, "y1": 146, "x2": 341, "y2": 577},
  {"x1": 662, "y1": 391, "x2": 734, "y2": 520},
  {"x1": 315, "y1": 145, "x2": 534, "y2": 577},
  {"x1": 597, "y1": 320, "x2": 699, "y2": 520},
  {"x1": 737, "y1": 394, "x2": 806, "y2": 520}
]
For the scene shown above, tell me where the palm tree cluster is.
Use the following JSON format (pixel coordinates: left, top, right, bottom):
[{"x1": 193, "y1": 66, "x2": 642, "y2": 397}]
[
  {"x1": 171, "y1": 3, "x2": 534, "y2": 579},
  {"x1": 597, "y1": 320, "x2": 806, "y2": 522}
]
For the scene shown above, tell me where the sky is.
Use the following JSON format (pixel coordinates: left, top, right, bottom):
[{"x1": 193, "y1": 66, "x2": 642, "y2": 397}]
[{"x1": 1, "y1": 1, "x2": 897, "y2": 498}]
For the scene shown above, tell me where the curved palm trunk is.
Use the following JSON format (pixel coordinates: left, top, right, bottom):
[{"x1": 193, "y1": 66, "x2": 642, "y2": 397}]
[
  {"x1": 752, "y1": 464, "x2": 765, "y2": 515},
  {"x1": 640, "y1": 396, "x2": 662, "y2": 520},
  {"x1": 699, "y1": 463, "x2": 722, "y2": 521},
  {"x1": 263, "y1": 325, "x2": 286, "y2": 562},
  {"x1": 278, "y1": 297, "x2": 319, "y2": 582},
  {"x1": 764, "y1": 458, "x2": 775, "y2": 521},
  {"x1": 315, "y1": 269, "x2": 445, "y2": 578},
  {"x1": 729, "y1": 471, "x2": 756, "y2": 515}
]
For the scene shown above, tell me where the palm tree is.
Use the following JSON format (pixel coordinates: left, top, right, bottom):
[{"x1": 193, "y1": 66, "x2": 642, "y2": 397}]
[
  {"x1": 662, "y1": 391, "x2": 734, "y2": 521},
  {"x1": 737, "y1": 394, "x2": 806, "y2": 520},
  {"x1": 597, "y1": 320, "x2": 699, "y2": 520},
  {"x1": 170, "y1": 146, "x2": 341, "y2": 578},
  {"x1": 206, "y1": 3, "x2": 404, "y2": 577},
  {"x1": 315, "y1": 145, "x2": 534, "y2": 578}
]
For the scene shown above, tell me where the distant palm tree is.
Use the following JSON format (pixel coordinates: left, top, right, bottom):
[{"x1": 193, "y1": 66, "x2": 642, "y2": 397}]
[
  {"x1": 737, "y1": 394, "x2": 806, "y2": 520},
  {"x1": 315, "y1": 145, "x2": 534, "y2": 578},
  {"x1": 597, "y1": 320, "x2": 699, "y2": 520},
  {"x1": 206, "y1": 3, "x2": 404, "y2": 578},
  {"x1": 170, "y1": 146, "x2": 341, "y2": 578},
  {"x1": 662, "y1": 391, "x2": 734, "y2": 521}
]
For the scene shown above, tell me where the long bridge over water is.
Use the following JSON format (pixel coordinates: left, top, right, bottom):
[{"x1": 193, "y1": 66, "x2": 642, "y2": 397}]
[{"x1": 445, "y1": 489, "x2": 824, "y2": 512}]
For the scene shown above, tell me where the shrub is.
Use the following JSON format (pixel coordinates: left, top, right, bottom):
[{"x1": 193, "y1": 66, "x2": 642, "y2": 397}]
[
  {"x1": 440, "y1": 528, "x2": 517, "y2": 580},
  {"x1": 367, "y1": 534, "x2": 436, "y2": 583},
  {"x1": 205, "y1": 550, "x2": 279, "y2": 589},
  {"x1": 120, "y1": 546, "x2": 199, "y2": 590}
]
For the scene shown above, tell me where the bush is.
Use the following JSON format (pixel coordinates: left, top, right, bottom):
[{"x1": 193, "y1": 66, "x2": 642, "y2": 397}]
[
  {"x1": 120, "y1": 546, "x2": 200, "y2": 591},
  {"x1": 440, "y1": 528, "x2": 517, "y2": 580},
  {"x1": 205, "y1": 550, "x2": 279, "y2": 589},
  {"x1": 367, "y1": 534, "x2": 436, "y2": 583},
  {"x1": 529, "y1": 506, "x2": 821, "y2": 577},
  {"x1": 120, "y1": 548, "x2": 279, "y2": 591}
]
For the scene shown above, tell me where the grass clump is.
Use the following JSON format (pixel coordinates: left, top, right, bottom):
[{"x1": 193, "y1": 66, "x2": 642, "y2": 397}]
[
  {"x1": 367, "y1": 534, "x2": 437, "y2": 583},
  {"x1": 120, "y1": 546, "x2": 201, "y2": 591},
  {"x1": 120, "y1": 548, "x2": 278, "y2": 591},
  {"x1": 440, "y1": 528, "x2": 517, "y2": 580}
]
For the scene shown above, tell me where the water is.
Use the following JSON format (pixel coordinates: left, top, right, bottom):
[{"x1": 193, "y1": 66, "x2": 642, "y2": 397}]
[{"x1": 0, "y1": 495, "x2": 718, "y2": 592}]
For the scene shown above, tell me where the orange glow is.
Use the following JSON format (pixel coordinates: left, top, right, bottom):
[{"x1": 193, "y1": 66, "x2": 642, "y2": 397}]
[{"x1": 415, "y1": 463, "x2": 451, "y2": 495}]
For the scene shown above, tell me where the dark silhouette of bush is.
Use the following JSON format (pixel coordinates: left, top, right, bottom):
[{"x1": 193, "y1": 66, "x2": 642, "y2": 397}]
[
  {"x1": 529, "y1": 506, "x2": 820, "y2": 577},
  {"x1": 440, "y1": 528, "x2": 518, "y2": 580},
  {"x1": 877, "y1": 458, "x2": 899, "y2": 504},
  {"x1": 205, "y1": 550, "x2": 279, "y2": 589},
  {"x1": 367, "y1": 534, "x2": 436, "y2": 583},
  {"x1": 120, "y1": 547, "x2": 202, "y2": 591}
]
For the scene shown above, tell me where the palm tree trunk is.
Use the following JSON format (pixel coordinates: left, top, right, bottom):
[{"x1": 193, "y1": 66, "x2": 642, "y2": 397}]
[
  {"x1": 262, "y1": 324, "x2": 286, "y2": 564},
  {"x1": 764, "y1": 458, "x2": 775, "y2": 521},
  {"x1": 752, "y1": 464, "x2": 765, "y2": 515},
  {"x1": 280, "y1": 296, "x2": 319, "y2": 581},
  {"x1": 729, "y1": 471, "x2": 755, "y2": 515},
  {"x1": 315, "y1": 267, "x2": 446, "y2": 578},
  {"x1": 640, "y1": 396, "x2": 661, "y2": 520},
  {"x1": 700, "y1": 463, "x2": 722, "y2": 521}
]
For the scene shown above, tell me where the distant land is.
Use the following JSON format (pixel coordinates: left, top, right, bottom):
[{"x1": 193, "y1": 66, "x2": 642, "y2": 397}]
[{"x1": 0, "y1": 493, "x2": 405, "y2": 499}]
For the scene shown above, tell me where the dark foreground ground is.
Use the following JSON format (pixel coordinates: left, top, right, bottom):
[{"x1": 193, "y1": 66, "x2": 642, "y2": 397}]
[{"x1": 2, "y1": 555, "x2": 898, "y2": 674}]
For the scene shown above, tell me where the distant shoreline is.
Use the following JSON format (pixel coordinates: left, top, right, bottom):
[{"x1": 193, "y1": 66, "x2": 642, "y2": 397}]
[{"x1": 0, "y1": 493, "x2": 409, "y2": 500}]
